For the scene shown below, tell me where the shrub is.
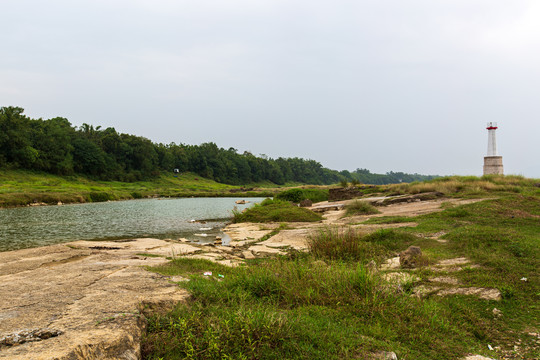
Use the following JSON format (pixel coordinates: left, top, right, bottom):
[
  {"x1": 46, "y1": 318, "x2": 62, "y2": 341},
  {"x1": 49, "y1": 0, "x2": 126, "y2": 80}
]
[
  {"x1": 276, "y1": 188, "x2": 304, "y2": 203},
  {"x1": 131, "y1": 191, "x2": 143, "y2": 199},
  {"x1": 88, "y1": 191, "x2": 110, "y2": 202},
  {"x1": 339, "y1": 180, "x2": 348, "y2": 188},
  {"x1": 276, "y1": 188, "x2": 328, "y2": 203},
  {"x1": 232, "y1": 199, "x2": 322, "y2": 223}
]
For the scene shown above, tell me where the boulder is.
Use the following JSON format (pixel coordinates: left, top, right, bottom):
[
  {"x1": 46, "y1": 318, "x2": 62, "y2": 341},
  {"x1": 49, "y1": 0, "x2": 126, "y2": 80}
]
[
  {"x1": 372, "y1": 351, "x2": 398, "y2": 360},
  {"x1": 399, "y1": 246, "x2": 423, "y2": 268},
  {"x1": 328, "y1": 187, "x2": 362, "y2": 201},
  {"x1": 299, "y1": 199, "x2": 313, "y2": 207},
  {"x1": 378, "y1": 192, "x2": 444, "y2": 206}
]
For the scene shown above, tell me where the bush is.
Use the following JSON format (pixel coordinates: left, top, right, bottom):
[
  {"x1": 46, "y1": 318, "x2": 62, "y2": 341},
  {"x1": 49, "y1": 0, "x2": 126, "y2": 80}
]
[
  {"x1": 131, "y1": 191, "x2": 143, "y2": 199},
  {"x1": 232, "y1": 199, "x2": 322, "y2": 223},
  {"x1": 88, "y1": 191, "x2": 110, "y2": 202},
  {"x1": 276, "y1": 188, "x2": 304, "y2": 203},
  {"x1": 276, "y1": 188, "x2": 328, "y2": 204}
]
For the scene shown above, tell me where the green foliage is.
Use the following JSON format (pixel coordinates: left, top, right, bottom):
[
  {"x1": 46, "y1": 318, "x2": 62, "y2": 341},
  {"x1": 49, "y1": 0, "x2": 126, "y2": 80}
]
[
  {"x1": 276, "y1": 188, "x2": 304, "y2": 203},
  {"x1": 344, "y1": 200, "x2": 381, "y2": 216},
  {"x1": 275, "y1": 188, "x2": 328, "y2": 203},
  {"x1": 339, "y1": 180, "x2": 348, "y2": 188},
  {"x1": 232, "y1": 199, "x2": 322, "y2": 223},
  {"x1": 0, "y1": 106, "x2": 439, "y2": 186},
  {"x1": 362, "y1": 216, "x2": 413, "y2": 224},
  {"x1": 88, "y1": 191, "x2": 111, "y2": 202},
  {"x1": 0, "y1": 169, "x2": 274, "y2": 207}
]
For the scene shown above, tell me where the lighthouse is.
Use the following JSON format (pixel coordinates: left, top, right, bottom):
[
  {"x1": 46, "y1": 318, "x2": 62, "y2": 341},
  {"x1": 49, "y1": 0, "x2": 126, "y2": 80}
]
[{"x1": 483, "y1": 122, "x2": 504, "y2": 175}]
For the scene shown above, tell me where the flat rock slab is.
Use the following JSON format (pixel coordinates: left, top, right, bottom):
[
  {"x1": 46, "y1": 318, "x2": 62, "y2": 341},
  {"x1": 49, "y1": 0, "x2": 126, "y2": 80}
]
[
  {"x1": 0, "y1": 239, "x2": 189, "y2": 359},
  {"x1": 224, "y1": 223, "x2": 277, "y2": 247},
  {"x1": 437, "y1": 287, "x2": 501, "y2": 301},
  {"x1": 258, "y1": 229, "x2": 311, "y2": 250},
  {"x1": 247, "y1": 245, "x2": 286, "y2": 256}
]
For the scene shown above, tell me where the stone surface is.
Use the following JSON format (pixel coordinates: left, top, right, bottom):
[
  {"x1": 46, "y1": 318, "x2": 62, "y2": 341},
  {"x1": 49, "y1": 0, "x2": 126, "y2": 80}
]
[
  {"x1": 381, "y1": 257, "x2": 401, "y2": 270},
  {"x1": 328, "y1": 187, "x2": 363, "y2": 201},
  {"x1": 429, "y1": 276, "x2": 459, "y2": 285},
  {"x1": 383, "y1": 272, "x2": 419, "y2": 284},
  {"x1": 0, "y1": 328, "x2": 63, "y2": 346},
  {"x1": 372, "y1": 351, "x2": 398, "y2": 360},
  {"x1": 399, "y1": 246, "x2": 422, "y2": 268},
  {"x1": 224, "y1": 223, "x2": 277, "y2": 247},
  {"x1": 437, "y1": 287, "x2": 501, "y2": 301},
  {"x1": 375, "y1": 192, "x2": 444, "y2": 206},
  {"x1": 483, "y1": 156, "x2": 504, "y2": 175},
  {"x1": 0, "y1": 239, "x2": 188, "y2": 359},
  {"x1": 258, "y1": 228, "x2": 311, "y2": 250}
]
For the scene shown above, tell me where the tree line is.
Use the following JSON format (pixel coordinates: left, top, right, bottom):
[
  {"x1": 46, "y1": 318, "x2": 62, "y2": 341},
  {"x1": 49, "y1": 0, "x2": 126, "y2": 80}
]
[{"x1": 0, "y1": 106, "x2": 438, "y2": 185}]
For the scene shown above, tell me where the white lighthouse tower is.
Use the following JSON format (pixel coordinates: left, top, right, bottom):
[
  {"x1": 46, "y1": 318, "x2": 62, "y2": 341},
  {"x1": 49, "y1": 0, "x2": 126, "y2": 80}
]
[{"x1": 483, "y1": 122, "x2": 504, "y2": 175}]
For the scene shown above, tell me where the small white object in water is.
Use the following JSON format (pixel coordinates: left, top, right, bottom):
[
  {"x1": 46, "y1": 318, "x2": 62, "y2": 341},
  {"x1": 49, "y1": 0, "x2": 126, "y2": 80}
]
[
  {"x1": 190, "y1": 219, "x2": 196, "y2": 223},
  {"x1": 194, "y1": 233, "x2": 208, "y2": 237},
  {"x1": 199, "y1": 227, "x2": 212, "y2": 231}
]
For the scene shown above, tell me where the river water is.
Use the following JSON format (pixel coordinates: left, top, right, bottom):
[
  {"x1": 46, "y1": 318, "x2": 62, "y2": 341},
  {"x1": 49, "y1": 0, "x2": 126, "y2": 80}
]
[{"x1": 0, "y1": 197, "x2": 264, "y2": 252}]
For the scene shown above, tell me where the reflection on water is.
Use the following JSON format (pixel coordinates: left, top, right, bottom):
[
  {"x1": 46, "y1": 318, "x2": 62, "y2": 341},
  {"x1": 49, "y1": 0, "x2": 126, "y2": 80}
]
[{"x1": 0, "y1": 197, "x2": 263, "y2": 251}]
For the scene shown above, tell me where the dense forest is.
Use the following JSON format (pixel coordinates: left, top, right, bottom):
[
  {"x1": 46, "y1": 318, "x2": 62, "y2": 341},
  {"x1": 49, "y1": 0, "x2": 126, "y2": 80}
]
[{"x1": 0, "y1": 106, "x2": 437, "y2": 185}]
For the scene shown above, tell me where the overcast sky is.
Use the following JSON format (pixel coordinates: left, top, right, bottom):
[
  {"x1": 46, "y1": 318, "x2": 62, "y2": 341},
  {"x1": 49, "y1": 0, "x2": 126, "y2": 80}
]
[{"x1": 2, "y1": 0, "x2": 539, "y2": 177}]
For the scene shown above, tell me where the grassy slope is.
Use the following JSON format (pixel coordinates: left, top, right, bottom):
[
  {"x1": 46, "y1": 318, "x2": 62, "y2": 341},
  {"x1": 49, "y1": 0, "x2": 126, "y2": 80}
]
[
  {"x1": 0, "y1": 169, "x2": 276, "y2": 207},
  {"x1": 143, "y1": 177, "x2": 539, "y2": 360}
]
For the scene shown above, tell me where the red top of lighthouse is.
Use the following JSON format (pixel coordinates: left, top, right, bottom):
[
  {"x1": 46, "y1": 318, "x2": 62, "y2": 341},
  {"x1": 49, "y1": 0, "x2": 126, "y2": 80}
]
[{"x1": 486, "y1": 122, "x2": 498, "y2": 130}]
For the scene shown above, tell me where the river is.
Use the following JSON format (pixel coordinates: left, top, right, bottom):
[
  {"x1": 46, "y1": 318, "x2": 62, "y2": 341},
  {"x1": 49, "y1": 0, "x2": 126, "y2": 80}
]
[{"x1": 0, "y1": 197, "x2": 264, "y2": 252}]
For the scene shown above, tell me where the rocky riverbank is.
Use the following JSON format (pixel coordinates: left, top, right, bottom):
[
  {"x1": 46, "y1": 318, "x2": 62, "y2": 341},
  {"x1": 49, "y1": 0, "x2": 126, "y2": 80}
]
[{"x1": 0, "y1": 196, "x2": 498, "y2": 359}]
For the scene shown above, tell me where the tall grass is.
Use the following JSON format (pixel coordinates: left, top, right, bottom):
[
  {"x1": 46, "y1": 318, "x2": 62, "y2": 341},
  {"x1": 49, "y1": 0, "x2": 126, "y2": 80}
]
[
  {"x1": 344, "y1": 200, "x2": 380, "y2": 216},
  {"x1": 306, "y1": 227, "x2": 418, "y2": 263},
  {"x1": 384, "y1": 175, "x2": 538, "y2": 197}
]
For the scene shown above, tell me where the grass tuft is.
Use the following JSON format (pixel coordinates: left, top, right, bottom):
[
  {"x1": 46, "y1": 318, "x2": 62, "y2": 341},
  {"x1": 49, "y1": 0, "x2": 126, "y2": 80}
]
[{"x1": 344, "y1": 200, "x2": 380, "y2": 216}]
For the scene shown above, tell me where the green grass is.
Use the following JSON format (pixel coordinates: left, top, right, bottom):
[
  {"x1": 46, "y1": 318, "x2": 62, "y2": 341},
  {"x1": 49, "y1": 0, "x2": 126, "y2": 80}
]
[
  {"x1": 0, "y1": 169, "x2": 277, "y2": 207},
  {"x1": 232, "y1": 199, "x2": 322, "y2": 223},
  {"x1": 275, "y1": 188, "x2": 329, "y2": 203},
  {"x1": 343, "y1": 200, "x2": 380, "y2": 216},
  {"x1": 143, "y1": 179, "x2": 540, "y2": 359},
  {"x1": 362, "y1": 216, "x2": 414, "y2": 224},
  {"x1": 307, "y1": 227, "x2": 411, "y2": 263}
]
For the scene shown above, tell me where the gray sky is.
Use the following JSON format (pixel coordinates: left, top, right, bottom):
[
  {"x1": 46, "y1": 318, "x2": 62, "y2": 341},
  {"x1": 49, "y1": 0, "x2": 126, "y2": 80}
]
[{"x1": 2, "y1": 0, "x2": 539, "y2": 177}]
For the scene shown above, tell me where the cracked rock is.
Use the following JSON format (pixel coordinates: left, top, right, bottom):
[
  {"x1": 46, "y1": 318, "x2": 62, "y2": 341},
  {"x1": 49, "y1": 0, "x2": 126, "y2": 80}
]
[{"x1": 0, "y1": 328, "x2": 63, "y2": 346}]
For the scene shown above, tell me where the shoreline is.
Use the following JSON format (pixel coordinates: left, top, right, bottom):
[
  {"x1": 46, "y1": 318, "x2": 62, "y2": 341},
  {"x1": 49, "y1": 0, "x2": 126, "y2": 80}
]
[{"x1": 0, "y1": 197, "x2": 264, "y2": 253}]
